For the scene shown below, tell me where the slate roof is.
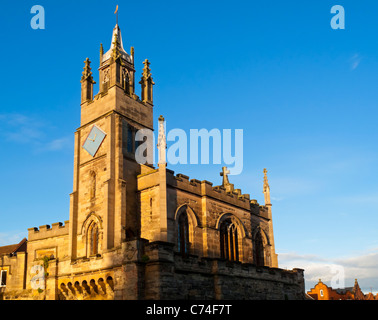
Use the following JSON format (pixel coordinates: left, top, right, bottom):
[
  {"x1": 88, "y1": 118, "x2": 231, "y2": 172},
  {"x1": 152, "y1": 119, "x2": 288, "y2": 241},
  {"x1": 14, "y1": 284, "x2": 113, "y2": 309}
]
[{"x1": 0, "y1": 238, "x2": 27, "y2": 255}]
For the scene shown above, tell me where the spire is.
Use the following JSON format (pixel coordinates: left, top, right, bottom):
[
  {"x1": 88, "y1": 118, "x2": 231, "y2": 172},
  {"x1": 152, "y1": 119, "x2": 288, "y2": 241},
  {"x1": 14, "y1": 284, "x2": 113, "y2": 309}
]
[
  {"x1": 263, "y1": 168, "x2": 271, "y2": 205},
  {"x1": 101, "y1": 24, "x2": 132, "y2": 64},
  {"x1": 111, "y1": 26, "x2": 123, "y2": 52},
  {"x1": 99, "y1": 22, "x2": 135, "y2": 95}
]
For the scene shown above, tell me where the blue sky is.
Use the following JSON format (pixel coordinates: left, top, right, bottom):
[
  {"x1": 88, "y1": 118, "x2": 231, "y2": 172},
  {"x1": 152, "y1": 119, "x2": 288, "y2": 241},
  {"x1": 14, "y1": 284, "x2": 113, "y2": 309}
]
[{"x1": 1, "y1": 0, "x2": 378, "y2": 293}]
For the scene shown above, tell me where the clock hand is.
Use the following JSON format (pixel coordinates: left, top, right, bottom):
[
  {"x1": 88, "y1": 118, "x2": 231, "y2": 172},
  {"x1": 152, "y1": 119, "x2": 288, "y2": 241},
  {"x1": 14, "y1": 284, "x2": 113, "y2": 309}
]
[{"x1": 88, "y1": 134, "x2": 97, "y2": 142}]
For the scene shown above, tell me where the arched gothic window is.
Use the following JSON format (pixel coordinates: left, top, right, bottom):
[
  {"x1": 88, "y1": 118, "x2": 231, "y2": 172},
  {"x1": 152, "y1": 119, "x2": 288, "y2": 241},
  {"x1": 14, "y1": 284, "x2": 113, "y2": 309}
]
[
  {"x1": 253, "y1": 231, "x2": 265, "y2": 267},
  {"x1": 122, "y1": 68, "x2": 130, "y2": 94},
  {"x1": 89, "y1": 223, "x2": 99, "y2": 256},
  {"x1": 220, "y1": 219, "x2": 239, "y2": 262},
  {"x1": 177, "y1": 211, "x2": 189, "y2": 256}
]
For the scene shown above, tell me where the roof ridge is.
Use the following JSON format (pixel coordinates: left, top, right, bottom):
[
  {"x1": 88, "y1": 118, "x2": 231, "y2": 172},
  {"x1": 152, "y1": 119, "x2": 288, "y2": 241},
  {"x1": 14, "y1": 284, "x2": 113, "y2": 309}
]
[{"x1": 0, "y1": 238, "x2": 27, "y2": 255}]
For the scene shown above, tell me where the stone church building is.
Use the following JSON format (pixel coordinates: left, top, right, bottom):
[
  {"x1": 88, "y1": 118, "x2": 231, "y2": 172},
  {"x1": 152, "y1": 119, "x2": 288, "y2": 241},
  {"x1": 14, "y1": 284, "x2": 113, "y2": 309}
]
[{"x1": 0, "y1": 23, "x2": 305, "y2": 300}]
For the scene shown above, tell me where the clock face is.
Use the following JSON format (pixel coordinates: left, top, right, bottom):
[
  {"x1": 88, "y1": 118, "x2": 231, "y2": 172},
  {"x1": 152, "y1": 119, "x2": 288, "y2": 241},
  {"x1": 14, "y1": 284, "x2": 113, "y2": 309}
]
[{"x1": 82, "y1": 125, "x2": 107, "y2": 157}]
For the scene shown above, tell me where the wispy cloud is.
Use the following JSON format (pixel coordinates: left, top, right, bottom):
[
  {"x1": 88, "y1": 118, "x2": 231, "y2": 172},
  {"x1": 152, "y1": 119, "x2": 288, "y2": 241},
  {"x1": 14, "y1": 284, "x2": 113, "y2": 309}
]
[
  {"x1": 336, "y1": 192, "x2": 378, "y2": 205},
  {"x1": 37, "y1": 137, "x2": 72, "y2": 152},
  {"x1": 0, "y1": 113, "x2": 72, "y2": 152},
  {"x1": 0, "y1": 231, "x2": 27, "y2": 247},
  {"x1": 270, "y1": 176, "x2": 322, "y2": 197},
  {"x1": 279, "y1": 250, "x2": 378, "y2": 294},
  {"x1": 350, "y1": 53, "x2": 362, "y2": 71},
  {"x1": 0, "y1": 113, "x2": 44, "y2": 143}
]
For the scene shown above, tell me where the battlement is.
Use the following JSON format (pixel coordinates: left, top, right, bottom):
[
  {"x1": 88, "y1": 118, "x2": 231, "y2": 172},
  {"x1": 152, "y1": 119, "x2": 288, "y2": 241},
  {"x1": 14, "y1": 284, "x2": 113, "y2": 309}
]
[
  {"x1": 137, "y1": 167, "x2": 271, "y2": 215},
  {"x1": 28, "y1": 221, "x2": 69, "y2": 241},
  {"x1": 169, "y1": 171, "x2": 253, "y2": 211}
]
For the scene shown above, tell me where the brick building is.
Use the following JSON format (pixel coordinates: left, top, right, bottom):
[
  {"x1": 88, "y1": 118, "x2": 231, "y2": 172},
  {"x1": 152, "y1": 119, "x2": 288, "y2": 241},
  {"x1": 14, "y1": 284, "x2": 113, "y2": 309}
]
[
  {"x1": 0, "y1": 23, "x2": 305, "y2": 300},
  {"x1": 307, "y1": 279, "x2": 367, "y2": 300}
]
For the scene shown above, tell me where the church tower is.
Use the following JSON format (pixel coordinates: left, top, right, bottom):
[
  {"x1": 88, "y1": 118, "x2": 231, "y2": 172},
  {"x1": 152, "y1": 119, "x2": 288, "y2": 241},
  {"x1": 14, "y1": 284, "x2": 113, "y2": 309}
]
[
  {"x1": 0, "y1": 12, "x2": 306, "y2": 300},
  {"x1": 69, "y1": 23, "x2": 155, "y2": 260}
]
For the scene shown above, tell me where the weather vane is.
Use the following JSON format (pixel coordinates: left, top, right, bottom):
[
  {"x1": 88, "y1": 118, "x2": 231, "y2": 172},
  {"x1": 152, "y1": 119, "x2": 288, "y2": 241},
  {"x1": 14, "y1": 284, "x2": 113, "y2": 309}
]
[{"x1": 115, "y1": 5, "x2": 119, "y2": 25}]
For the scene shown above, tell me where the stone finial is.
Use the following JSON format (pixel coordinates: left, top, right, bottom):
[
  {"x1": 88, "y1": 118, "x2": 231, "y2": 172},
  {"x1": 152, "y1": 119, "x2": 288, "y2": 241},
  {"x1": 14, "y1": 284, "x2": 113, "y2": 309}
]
[
  {"x1": 81, "y1": 58, "x2": 96, "y2": 104},
  {"x1": 140, "y1": 59, "x2": 155, "y2": 104},
  {"x1": 100, "y1": 43, "x2": 104, "y2": 61},
  {"x1": 263, "y1": 168, "x2": 271, "y2": 205},
  {"x1": 157, "y1": 115, "x2": 167, "y2": 166},
  {"x1": 142, "y1": 59, "x2": 152, "y2": 78},
  {"x1": 130, "y1": 47, "x2": 135, "y2": 63},
  {"x1": 81, "y1": 58, "x2": 95, "y2": 83}
]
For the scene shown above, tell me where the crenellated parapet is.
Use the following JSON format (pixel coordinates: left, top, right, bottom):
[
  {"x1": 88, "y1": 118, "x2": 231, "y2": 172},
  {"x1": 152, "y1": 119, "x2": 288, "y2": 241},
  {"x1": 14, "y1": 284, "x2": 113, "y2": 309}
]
[
  {"x1": 28, "y1": 221, "x2": 70, "y2": 241},
  {"x1": 138, "y1": 168, "x2": 273, "y2": 217},
  {"x1": 171, "y1": 171, "x2": 252, "y2": 210}
]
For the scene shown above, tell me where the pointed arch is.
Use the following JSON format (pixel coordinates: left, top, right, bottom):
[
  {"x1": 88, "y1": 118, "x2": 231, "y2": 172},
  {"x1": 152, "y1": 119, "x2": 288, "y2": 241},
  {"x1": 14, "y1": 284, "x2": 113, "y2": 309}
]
[
  {"x1": 220, "y1": 219, "x2": 239, "y2": 261},
  {"x1": 252, "y1": 226, "x2": 270, "y2": 267},
  {"x1": 252, "y1": 226, "x2": 271, "y2": 245},
  {"x1": 89, "y1": 222, "x2": 99, "y2": 256},
  {"x1": 81, "y1": 212, "x2": 103, "y2": 235},
  {"x1": 122, "y1": 68, "x2": 130, "y2": 94},
  {"x1": 174, "y1": 204, "x2": 199, "y2": 256},
  {"x1": 216, "y1": 213, "x2": 247, "y2": 262},
  {"x1": 174, "y1": 204, "x2": 199, "y2": 228},
  {"x1": 81, "y1": 213, "x2": 103, "y2": 257},
  {"x1": 177, "y1": 210, "x2": 189, "y2": 256},
  {"x1": 215, "y1": 213, "x2": 247, "y2": 238}
]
